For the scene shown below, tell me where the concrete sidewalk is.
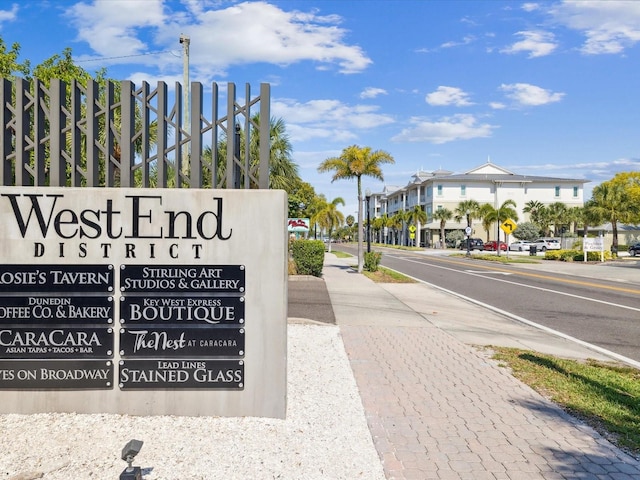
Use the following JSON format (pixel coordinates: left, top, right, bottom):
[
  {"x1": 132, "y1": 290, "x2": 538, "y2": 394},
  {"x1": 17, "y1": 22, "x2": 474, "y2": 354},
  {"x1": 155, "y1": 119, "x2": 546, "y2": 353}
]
[{"x1": 321, "y1": 253, "x2": 640, "y2": 479}]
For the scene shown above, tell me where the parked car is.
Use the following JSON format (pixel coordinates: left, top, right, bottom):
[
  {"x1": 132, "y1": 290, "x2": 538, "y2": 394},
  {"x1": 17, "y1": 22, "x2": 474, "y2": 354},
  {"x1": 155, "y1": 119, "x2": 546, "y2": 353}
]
[
  {"x1": 483, "y1": 240, "x2": 507, "y2": 251},
  {"x1": 459, "y1": 238, "x2": 484, "y2": 251},
  {"x1": 629, "y1": 243, "x2": 640, "y2": 256},
  {"x1": 529, "y1": 237, "x2": 561, "y2": 252},
  {"x1": 508, "y1": 240, "x2": 531, "y2": 252}
]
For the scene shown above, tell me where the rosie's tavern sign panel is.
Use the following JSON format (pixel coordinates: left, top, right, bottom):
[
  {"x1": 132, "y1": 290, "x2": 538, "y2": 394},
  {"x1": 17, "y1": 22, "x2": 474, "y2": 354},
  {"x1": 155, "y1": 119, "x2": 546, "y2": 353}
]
[{"x1": 0, "y1": 187, "x2": 287, "y2": 418}]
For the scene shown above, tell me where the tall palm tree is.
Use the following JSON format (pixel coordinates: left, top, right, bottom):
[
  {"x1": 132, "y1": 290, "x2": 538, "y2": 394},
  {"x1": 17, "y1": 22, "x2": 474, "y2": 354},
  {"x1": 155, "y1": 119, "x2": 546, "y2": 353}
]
[
  {"x1": 313, "y1": 197, "x2": 345, "y2": 252},
  {"x1": 587, "y1": 180, "x2": 631, "y2": 254},
  {"x1": 433, "y1": 208, "x2": 453, "y2": 248},
  {"x1": 407, "y1": 205, "x2": 428, "y2": 247},
  {"x1": 317, "y1": 145, "x2": 394, "y2": 273},
  {"x1": 478, "y1": 203, "x2": 495, "y2": 241},
  {"x1": 483, "y1": 199, "x2": 518, "y2": 256}
]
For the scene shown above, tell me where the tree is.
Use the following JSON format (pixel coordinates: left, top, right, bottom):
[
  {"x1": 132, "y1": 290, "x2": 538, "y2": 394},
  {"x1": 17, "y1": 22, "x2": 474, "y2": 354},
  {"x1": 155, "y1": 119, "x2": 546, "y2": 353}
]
[
  {"x1": 0, "y1": 37, "x2": 31, "y2": 79},
  {"x1": 512, "y1": 222, "x2": 540, "y2": 241},
  {"x1": 288, "y1": 181, "x2": 317, "y2": 218},
  {"x1": 318, "y1": 145, "x2": 394, "y2": 273},
  {"x1": 388, "y1": 212, "x2": 404, "y2": 245},
  {"x1": 454, "y1": 200, "x2": 481, "y2": 228},
  {"x1": 547, "y1": 202, "x2": 569, "y2": 236},
  {"x1": 433, "y1": 208, "x2": 453, "y2": 248},
  {"x1": 478, "y1": 203, "x2": 495, "y2": 241},
  {"x1": 407, "y1": 205, "x2": 427, "y2": 246},
  {"x1": 482, "y1": 199, "x2": 518, "y2": 256},
  {"x1": 313, "y1": 197, "x2": 345, "y2": 252},
  {"x1": 249, "y1": 114, "x2": 299, "y2": 191},
  {"x1": 587, "y1": 180, "x2": 631, "y2": 255},
  {"x1": 206, "y1": 114, "x2": 300, "y2": 192}
]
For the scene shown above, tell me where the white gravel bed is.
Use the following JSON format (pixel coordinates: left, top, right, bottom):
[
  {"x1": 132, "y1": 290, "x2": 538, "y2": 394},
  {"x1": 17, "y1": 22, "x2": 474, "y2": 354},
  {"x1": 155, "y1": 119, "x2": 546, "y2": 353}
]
[{"x1": 0, "y1": 325, "x2": 384, "y2": 480}]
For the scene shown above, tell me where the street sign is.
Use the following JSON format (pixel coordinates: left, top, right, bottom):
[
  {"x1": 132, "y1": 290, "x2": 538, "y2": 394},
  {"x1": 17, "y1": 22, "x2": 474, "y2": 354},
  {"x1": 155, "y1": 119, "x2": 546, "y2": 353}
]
[
  {"x1": 465, "y1": 226, "x2": 472, "y2": 236},
  {"x1": 500, "y1": 218, "x2": 517, "y2": 234},
  {"x1": 408, "y1": 225, "x2": 416, "y2": 233}
]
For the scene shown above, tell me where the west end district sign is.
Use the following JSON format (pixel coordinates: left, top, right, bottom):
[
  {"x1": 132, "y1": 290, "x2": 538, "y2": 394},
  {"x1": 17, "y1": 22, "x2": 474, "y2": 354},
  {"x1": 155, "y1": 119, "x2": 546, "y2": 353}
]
[{"x1": 0, "y1": 187, "x2": 287, "y2": 418}]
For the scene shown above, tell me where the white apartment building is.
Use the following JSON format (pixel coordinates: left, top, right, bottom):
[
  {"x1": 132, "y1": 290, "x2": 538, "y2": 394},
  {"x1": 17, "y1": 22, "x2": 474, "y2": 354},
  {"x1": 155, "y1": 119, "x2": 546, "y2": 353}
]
[{"x1": 368, "y1": 161, "x2": 588, "y2": 247}]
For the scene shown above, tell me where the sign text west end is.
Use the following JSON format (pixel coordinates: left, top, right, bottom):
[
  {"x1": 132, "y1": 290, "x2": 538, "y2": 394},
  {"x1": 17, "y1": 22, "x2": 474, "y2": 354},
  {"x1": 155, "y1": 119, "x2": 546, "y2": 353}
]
[{"x1": 1, "y1": 193, "x2": 232, "y2": 260}]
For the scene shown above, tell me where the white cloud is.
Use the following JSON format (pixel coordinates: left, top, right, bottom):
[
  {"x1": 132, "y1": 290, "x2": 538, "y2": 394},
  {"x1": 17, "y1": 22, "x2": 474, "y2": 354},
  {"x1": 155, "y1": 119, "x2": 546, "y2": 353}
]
[
  {"x1": 360, "y1": 87, "x2": 387, "y2": 99},
  {"x1": 549, "y1": 1, "x2": 640, "y2": 55},
  {"x1": 391, "y1": 114, "x2": 496, "y2": 144},
  {"x1": 522, "y1": 3, "x2": 541, "y2": 13},
  {"x1": 440, "y1": 35, "x2": 476, "y2": 49},
  {"x1": 65, "y1": 1, "x2": 372, "y2": 75},
  {"x1": 425, "y1": 86, "x2": 473, "y2": 107},
  {"x1": 272, "y1": 98, "x2": 395, "y2": 143},
  {"x1": 501, "y1": 30, "x2": 557, "y2": 58},
  {"x1": 0, "y1": 4, "x2": 18, "y2": 23},
  {"x1": 500, "y1": 83, "x2": 564, "y2": 106}
]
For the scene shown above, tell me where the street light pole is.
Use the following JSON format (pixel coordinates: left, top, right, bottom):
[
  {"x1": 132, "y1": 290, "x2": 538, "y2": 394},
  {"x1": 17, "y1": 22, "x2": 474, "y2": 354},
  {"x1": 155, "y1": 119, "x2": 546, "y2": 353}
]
[
  {"x1": 466, "y1": 209, "x2": 471, "y2": 257},
  {"x1": 365, "y1": 188, "x2": 372, "y2": 253}
]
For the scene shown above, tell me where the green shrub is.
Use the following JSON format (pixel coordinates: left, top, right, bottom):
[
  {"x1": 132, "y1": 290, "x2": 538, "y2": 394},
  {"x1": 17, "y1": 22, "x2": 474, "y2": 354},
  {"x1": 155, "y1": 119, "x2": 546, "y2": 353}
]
[
  {"x1": 290, "y1": 239, "x2": 325, "y2": 277},
  {"x1": 364, "y1": 251, "x2": 382, "y2": 272},
  {"x1": 544, "y1": 249, "x2": 612, "y2": 262}
]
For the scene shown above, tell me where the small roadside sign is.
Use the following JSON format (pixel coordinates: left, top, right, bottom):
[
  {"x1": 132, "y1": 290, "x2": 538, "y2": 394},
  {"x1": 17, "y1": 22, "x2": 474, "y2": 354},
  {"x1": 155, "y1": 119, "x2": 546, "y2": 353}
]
[
  {"x1": 500, "y1": 218, "x2": 517, "y2": 234},
  {"x1": 408, "y1": 225, "x2": 416, "y2": 233}
]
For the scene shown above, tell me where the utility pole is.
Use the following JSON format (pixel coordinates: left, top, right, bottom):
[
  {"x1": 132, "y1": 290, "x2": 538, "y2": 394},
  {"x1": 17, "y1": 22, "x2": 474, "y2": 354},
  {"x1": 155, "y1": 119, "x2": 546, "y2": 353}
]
[{"x1": 179, "y1": 34, "x2": 190, "y2": 176}]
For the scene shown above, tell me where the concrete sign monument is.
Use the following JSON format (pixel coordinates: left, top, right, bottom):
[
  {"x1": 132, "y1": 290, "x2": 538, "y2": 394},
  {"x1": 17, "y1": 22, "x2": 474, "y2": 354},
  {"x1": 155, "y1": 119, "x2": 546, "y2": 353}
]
[{"x1": 0, "y1": 187, "x2": 287, "y2": 418}]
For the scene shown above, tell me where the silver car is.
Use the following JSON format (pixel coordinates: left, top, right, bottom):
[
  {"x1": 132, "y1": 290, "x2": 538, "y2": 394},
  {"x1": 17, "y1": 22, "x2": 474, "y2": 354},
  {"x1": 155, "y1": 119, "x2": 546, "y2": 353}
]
[{"x1": 508, "y1": 240, "x2": 531, "y2": 252}]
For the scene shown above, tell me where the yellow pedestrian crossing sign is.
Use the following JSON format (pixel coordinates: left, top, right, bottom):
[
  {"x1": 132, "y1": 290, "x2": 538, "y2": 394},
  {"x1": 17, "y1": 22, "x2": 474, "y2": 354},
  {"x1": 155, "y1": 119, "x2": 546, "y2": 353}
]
[
  {"x1": 408, "y1": 225, "x2": 416, "y2": 233},
  {"x1": 500, "y1": 218, "x2": 517, "y2": 234}
]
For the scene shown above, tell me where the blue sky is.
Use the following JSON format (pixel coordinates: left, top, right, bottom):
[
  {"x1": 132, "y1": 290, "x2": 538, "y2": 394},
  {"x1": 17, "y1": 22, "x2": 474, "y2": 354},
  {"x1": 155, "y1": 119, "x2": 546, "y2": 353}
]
[{"x1": 1, "y1": 0, "x2": 639, "y2": 217}]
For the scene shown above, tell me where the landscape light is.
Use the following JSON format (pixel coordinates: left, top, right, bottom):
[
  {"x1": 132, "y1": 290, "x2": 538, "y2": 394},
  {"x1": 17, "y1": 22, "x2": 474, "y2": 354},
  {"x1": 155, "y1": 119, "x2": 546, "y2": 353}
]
[{"x1": 119, "y1": 439, "x2": 144, "y2": 480}]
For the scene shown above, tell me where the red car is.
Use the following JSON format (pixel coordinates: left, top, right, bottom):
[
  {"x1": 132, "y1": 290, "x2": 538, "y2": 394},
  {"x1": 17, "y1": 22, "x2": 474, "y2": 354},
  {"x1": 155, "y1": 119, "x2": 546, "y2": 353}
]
[{"x1": 483, "y1": 240, "x2": 507, "y2": 251}]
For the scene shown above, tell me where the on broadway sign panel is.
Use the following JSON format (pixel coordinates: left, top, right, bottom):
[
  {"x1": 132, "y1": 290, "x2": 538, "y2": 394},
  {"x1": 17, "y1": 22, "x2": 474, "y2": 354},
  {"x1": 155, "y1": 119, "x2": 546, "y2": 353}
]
[{"x1": 0, "y1": 187, "x2": 287, "y2": 418}]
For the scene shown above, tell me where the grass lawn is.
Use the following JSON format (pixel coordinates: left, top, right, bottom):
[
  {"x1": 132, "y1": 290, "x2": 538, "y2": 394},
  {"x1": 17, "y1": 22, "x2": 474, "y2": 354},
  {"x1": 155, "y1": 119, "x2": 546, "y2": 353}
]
[{"x1": 491, "y1": 347, "x2": 640, "y2": 457}]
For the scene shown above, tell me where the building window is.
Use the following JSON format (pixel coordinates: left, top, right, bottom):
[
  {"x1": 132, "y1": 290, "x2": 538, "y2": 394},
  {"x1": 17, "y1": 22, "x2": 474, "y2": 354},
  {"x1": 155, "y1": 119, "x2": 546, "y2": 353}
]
[
  {"x1": 437, "y1": 185, "x2": 443, "y2": 196},
  {"x1": 426, "y1": 186, "x2": 432, "y2": 197},
  {"x1": 573, "y1": 186, "x2": 579, "y2": 197},
  {"x1": 460, "y1": 185, "x2": 466, "y2": 196},
  {"x1": 555, "y1": 186, "x2": 560, "y2": 197}
]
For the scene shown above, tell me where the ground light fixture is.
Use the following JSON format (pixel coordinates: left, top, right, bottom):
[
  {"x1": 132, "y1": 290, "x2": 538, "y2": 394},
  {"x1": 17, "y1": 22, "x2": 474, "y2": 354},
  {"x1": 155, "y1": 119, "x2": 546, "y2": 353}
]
[{"x1": 120, "y1": 439, "x2": 144, "y2": 480}]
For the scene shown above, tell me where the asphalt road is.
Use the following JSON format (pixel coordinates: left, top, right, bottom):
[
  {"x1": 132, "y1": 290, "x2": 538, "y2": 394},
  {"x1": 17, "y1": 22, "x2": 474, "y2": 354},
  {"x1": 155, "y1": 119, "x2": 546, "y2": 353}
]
[{"x1": 338, "y1": 245, "x2": 640, "y2": 363}]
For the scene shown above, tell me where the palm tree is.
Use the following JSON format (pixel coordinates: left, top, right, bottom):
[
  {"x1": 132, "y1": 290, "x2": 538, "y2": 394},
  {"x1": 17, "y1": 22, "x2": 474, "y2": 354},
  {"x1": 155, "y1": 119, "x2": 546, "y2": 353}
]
[
  {"x1": 483, "y1": 199, "x2": 518, "y2": 256},
  {"x1": 433, "y1": 208, "x2": 453, "y2": 248},
  {"x1": 313, "y1": 197, "x2": 345, "y2": 252},
  {"x1": 318, "y1": 145, "x2": 394, "y2": 273},
  {"x1": 389, "y1": 212, "x2": 405, "y2": 245},
  {"x1": 203, "y1": 114, "x2": 300, "y2": 191},
  {"x1": 587, "y1": 180, "x2": 631, "y2": 255},
  {"x1": 478, "y1": 203, "x2": 495, "y2": 241},
  {"x1": 523, "y1": 200, "x2": 551, "y2": 235},
  {"x1": 547, "y1": 202, "x2": 569, "y2": 236},
  {"x1": 454, "y1": 200, "x2": 481, "y2": 229},
  {"x1": 407, "y1": 205, "x2": 428, "y2": 247}
]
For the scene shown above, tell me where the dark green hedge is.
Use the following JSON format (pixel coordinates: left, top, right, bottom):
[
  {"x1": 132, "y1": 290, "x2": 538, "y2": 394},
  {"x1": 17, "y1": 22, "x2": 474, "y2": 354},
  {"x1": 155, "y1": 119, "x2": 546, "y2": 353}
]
[{"x1": 290, "y1": 239, "x2": 325, "y2": 277}]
